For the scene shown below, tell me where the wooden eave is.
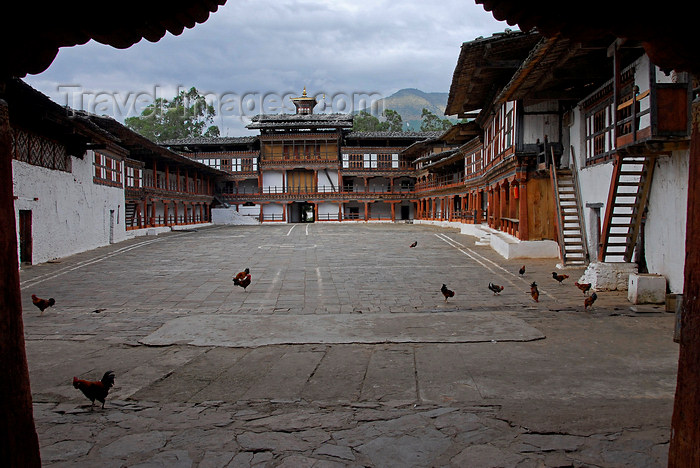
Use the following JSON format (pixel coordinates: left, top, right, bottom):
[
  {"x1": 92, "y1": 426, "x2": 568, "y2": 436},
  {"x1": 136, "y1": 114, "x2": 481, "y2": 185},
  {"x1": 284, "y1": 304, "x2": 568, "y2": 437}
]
[
  {"x1": 446, "y1": 30, "x2": 543, "y2": 117},
  {"x1": 1, "y1": 1, "x2": 228, "y2": 78}
]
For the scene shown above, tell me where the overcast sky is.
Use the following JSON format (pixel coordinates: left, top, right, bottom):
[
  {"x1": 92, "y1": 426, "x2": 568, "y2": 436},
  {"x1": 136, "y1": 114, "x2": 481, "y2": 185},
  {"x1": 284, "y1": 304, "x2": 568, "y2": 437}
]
[{"x1": 24, "y1": 0, "x2": 509, "y2": 136}]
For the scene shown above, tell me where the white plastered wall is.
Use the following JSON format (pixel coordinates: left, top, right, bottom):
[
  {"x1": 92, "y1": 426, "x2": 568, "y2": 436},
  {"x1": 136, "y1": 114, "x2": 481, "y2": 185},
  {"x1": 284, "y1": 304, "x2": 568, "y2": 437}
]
[
  {"x1": 12, "y1": 150, "x2": 126, "y2": 265},
  {"x1": 644, "y1": 151, "x2": 688, "y2": 293}
]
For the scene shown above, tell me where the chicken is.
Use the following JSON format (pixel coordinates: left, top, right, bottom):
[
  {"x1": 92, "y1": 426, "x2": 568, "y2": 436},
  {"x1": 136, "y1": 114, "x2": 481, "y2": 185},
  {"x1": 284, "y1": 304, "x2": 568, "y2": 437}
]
[
  {"x1": 31, "y1": 294, "x2": 55, "y2": 315},
  {"x1": 552, "y1": 272, "x2": 569, "y2": 284},
  {"x1": 518, "y1": 265, "x2": 526, "y2": 276},
  {"x1": 488, "y1": 282, "x2": 504, "y2": 295},
  {"x1": 441, "y1": 284, "x2": 455, "y2": 302},
  {"x1": 574, "y1": 281, "x2": 592, "y2": 295},
  {"x1": 584, "y1": 292, "x2": 598, "y2": 310},
  {"x1": 530, "y1": 282, "x2": 539, "y2": 302},
  {"x1": 73, "y1": 371, "x2": 115, "y2": 410},
  {"x1": 233, "y1": 268, "x2": 251, "y2": 290},
  {"x1": 409, "y1": 241, "x2": 417, "y2": 248}
]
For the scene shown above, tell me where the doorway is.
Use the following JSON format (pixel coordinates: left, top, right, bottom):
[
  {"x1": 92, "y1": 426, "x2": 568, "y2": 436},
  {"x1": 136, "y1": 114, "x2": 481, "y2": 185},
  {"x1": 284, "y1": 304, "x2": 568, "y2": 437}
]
[
  {"x1": 289, "y1": 202, "x2": 315, "y2": 223},
  {"x1": 401, "y1": 205, "x2": 410, "y2": 220},
  {"x1": 19, "y1": 210, "x2": 32, "y2": 265}
]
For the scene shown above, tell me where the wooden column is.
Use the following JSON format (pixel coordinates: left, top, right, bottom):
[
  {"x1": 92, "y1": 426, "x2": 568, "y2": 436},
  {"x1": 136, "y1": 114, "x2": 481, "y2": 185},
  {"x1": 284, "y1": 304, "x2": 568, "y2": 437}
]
[
  {"x1": 338, "y1": 203, "x2": 343, "y2": 222},
  {"x1": 0, "y1": 96, "x2": 41, "y2": 468},
  {"x1": 364, "y1": 202, "x2": 368, "y2": 221},
  {"x1": 176, "y1": 167, "x2": 181, "y2": 192},
  {"x1": 184, "y1": 169, "x2": 189, "y2": 193},
  {"x1": 165, "y1": 165, "x2": 170, "y2": 190},
  {"x1": 669, "y1": 96, "x2": 700, "y2": 466},
  {"x1": 391, "y1": 202, "x2": 396, "y2": 222},
  {"x1": 259, "y1": 204, "x2": 264, "y2": 223},
  {"x1": 173, "y1": 202, "x2": 179, "y2": 225},
  {"x1": 282, "y1": 203, "x2": 286, "y2": 222},
  {"x1": 163, "y1": 201, "x2": 169, "y2": 226},
  {"x1": 518, "y1": 180, "x2": 529, "y2": 240},
  {"x1": 152, "y1": 160, "x2": 157, "y2": 188}
]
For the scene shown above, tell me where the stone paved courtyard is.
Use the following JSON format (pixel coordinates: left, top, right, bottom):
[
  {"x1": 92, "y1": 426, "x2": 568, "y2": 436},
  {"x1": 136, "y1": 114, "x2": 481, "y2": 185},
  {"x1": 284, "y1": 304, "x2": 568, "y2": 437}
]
[{"x1": 20, "y1": 223, "x2": 678, "y2": 467}]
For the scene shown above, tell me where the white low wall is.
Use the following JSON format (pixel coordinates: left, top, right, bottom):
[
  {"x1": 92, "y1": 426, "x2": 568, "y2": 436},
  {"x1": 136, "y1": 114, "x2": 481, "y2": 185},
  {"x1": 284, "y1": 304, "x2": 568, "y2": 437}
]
[{"x1": 13, "y1": 152, "x2": 127, "y2": 265}]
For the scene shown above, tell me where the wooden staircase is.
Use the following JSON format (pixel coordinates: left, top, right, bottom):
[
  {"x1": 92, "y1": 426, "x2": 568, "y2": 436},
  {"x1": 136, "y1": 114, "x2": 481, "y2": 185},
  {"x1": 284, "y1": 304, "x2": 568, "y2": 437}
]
[
  {"x1": 599, "y1": 154, "x2": 655, "y2": 262},
  {"x1": 551, "y1": 167, "x2": 588, "y2": 266}
]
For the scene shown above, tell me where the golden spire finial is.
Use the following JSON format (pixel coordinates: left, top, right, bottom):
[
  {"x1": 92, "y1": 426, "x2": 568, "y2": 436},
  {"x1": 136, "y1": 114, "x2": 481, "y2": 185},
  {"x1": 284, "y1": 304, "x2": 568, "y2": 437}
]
[{"x1": 302, "y1": 86, "x2": 307, "y2": 97}]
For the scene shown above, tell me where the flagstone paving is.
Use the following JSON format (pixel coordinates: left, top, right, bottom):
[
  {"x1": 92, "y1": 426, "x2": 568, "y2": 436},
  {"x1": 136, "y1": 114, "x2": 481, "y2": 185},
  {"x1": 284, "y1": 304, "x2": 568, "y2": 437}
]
[{"x1": 20, "y1": 223, "x2": 677, "y2": 467}]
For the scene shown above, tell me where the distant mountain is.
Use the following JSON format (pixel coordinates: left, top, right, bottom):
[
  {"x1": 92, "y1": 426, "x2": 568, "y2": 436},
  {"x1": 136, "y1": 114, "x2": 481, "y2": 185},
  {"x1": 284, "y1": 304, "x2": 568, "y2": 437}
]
[{"x1": 359, "y1": 88, "x2": 456, "y2": 131}]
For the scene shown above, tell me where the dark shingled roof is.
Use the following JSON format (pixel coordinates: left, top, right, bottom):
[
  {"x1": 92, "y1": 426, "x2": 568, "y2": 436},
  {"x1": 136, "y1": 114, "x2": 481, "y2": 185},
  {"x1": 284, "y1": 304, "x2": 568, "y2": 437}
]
[
  {"x1": 247, "y1": 113, "x2": 353, "y2": 130},
  {"x1": 161, "y1": 136, "x2": 258, "y2": 146},
  {"x1": 345, "y1": 131, "x2": 442, "y2": 140}
]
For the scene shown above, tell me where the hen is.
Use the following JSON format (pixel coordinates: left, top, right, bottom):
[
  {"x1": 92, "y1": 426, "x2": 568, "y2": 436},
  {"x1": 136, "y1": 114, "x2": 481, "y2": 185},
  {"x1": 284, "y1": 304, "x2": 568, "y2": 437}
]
[
  {"x1": 488, "y1": 282, "x2": 504, "y2": 295},
  {"x1": 574, "y1": 281, "x2": 592, "y2": 295},
  {"x1": 584, "y1": 292, "x2": 598, "y2": 310},
  {"x1": 73, "y1": 370, "x2": 115, "y2": 410},
  {"x1": 518, "y1": 265, "x2": 526, "y2": 276},
  {"x1": 441, "y1": 284, "x2": 455, "y2": 302},
  {"x1": 233, "y1": 268, "x2": 252, "y2": 290},
  {"x1": 31, "y1": 294, "x2": 55, "y2": 315},
  {"x1": 409, "y1": 241, "x2": 417, "y2": 248},
  {"x1": 552, "y1": 272, "x2": 569, "y2": 284},
  {"x1": 530, "y1": 282, "x2": 539, "y2": 302}
]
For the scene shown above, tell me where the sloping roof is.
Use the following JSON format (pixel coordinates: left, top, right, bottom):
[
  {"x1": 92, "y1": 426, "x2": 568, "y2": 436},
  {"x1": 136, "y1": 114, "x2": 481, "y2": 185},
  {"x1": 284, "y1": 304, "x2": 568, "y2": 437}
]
[
  {"x1": 476, "y1": 0, "x2": 699, "y2": 75},
  {"x1": 247, "y1": 113, "x2": 353, "y2": 130},
  {"x1": 1, "y1": 0, "x2": 227, "y2": 78},
  {"x1": 345, "y1": 131, "x2": 442, "y2": 140},
  {"x1": 446, "y1": 30, "x2": 543, "y2": 117}
]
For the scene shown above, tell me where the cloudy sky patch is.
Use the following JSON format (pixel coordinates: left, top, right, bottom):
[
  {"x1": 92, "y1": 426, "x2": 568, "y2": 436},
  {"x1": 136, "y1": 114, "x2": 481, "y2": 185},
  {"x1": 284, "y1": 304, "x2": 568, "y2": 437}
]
[{"x1": 25, "y1": 0, "x2": 508, "y2": 136}]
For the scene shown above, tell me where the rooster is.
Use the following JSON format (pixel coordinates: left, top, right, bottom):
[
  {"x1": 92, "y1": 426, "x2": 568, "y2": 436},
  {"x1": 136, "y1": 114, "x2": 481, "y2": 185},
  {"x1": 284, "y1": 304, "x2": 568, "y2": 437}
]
[
  {"x1": 530, "y1": 282, "x2": 539, "y2": 303},
  {"x1": 73, "y1": 371, "x2": 115, "y2": 410},
  {"x1": 552, "y1": 272, "x2": 569, "y2": 284},
  {"x1": 518, "y1": 265, "x2": 526, "y2": 276},
  {"x1": 441, "y1": 284, "x2": 455, "y2": 302},
  {"x1": 488, "y1": 282, "x2": 504, "y2": 295},
  {"x1": 584, "y1": 292, "x2": 598, "y2": 310},
  {"x1": 31, "y1": 294, "x2": 55, "y2": 315},
  {"x1": 233, "y1": 268, "x2": 251, "y2": 291},
  {"x1": 574, "y1": 281, "x2": 592, "y2": 295},
  {"x1": 409, "y1": 241, "x2": 417, "y2": 248}
]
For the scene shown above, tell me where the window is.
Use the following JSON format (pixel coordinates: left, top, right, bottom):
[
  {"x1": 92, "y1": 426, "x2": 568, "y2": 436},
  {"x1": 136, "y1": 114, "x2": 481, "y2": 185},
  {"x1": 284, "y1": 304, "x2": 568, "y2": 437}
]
[
  {"x1": 93, "y1": 152, "x2": 122, "y2": 187},
  {"x1": 125, "y1": 166, "x2": 142, "y2": 188}
]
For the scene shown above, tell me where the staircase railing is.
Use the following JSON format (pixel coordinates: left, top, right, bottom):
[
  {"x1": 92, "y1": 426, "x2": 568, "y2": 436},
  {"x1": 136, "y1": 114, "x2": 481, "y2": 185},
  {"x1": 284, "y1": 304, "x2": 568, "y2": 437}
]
[
  {"x1": 549, "y1": 147, "x2": 566, "y2": 263},
  {"x1": 569, "y1": 146, "x2": 590, "y2": 264}
]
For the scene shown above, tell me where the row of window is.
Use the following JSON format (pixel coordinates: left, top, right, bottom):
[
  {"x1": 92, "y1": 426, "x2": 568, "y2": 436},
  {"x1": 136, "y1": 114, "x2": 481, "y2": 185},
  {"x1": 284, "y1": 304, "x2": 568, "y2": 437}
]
[{"x1": 342, "y1": 153, "x2": 400, "y2": 169}]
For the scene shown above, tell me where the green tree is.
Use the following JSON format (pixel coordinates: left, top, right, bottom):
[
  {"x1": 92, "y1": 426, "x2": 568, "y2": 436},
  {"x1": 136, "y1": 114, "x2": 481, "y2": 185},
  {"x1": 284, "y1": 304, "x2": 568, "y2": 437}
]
[
  {"x1": 353, "y1": 109, "x2": 404, "y2": 132},
  {"x1": 125, "y1": 87, "x2": 220, "y2": 142},
  {"x1": 419, "y1": 108, "x2": 453, "y2": 132},
  {"x1": 383, "y1": 109, "x2": 403, "y2": 132}
]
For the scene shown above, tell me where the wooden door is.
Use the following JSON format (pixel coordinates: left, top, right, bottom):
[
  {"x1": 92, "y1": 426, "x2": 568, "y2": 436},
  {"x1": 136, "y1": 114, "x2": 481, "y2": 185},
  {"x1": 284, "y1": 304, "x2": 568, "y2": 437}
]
[{"x1": 19, "y1": 210, "x2": 32, "y2": 264}]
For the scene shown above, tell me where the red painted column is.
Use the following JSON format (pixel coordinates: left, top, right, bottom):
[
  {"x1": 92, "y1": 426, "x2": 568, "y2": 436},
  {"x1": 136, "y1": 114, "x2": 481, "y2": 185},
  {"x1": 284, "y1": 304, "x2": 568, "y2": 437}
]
[
  {"x1": 0, "y1": 95, "x2": 41, "y2": 468},
  {"x1": 669, "y1": 97, "x2": 700, "y2": 466},
  {"x1": 518, "y1": 180, "x2": 529, "y2": 240}
]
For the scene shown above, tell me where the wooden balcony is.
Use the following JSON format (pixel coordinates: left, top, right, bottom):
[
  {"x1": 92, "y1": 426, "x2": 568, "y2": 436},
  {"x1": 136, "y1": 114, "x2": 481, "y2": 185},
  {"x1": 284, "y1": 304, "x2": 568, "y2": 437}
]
[{"x1": 218, "y1": 185, "x2": 415, "y2": 202}]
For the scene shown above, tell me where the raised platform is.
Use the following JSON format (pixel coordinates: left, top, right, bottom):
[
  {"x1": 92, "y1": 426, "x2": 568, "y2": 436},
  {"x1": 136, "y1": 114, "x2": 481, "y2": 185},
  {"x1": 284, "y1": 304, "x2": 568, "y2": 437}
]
[{"x1": 139, "y1": 312, "x2": 545, "y2": 348}]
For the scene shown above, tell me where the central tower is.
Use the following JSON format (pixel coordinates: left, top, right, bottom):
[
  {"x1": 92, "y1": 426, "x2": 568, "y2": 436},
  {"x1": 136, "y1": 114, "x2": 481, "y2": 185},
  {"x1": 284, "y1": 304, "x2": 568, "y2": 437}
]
[{"x1": 291, "y1": 87, "x2": 317, "y2": 115}]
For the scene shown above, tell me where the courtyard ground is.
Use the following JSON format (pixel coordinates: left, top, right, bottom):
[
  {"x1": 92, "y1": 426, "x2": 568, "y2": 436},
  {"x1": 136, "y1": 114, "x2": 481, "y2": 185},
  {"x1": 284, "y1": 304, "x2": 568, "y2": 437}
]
[{"x1": 20, "y1": 223, "x2": 678, "y2": 467}]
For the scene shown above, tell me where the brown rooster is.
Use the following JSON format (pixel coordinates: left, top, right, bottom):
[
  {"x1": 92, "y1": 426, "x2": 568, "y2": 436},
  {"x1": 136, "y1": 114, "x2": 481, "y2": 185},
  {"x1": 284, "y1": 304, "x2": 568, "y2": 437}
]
[
  {"x1": 518, "y1": 265, "x2": 526, "y2": 276},
  {"x1": 409, "y1": 241, "x2": 417, "y2": 248},
  {"x1": 73, "y1": 371, "x2": 115, "y2": 410},
  {"x1": 31, "y1": 294, "x2": 55, "y2": 315},
  {"x1": 488, "y1": 282, "x2": 504, "y2": 295},
  {"x1": 441, "y1": 284, "x2": 455, "y2": 302},
  {"x1": 530, "y1": 282, "x2": 539, "y2": 303},
  {"x1": 552, "y1": 272, "x2": 569, "y2": 284},
  {"x1": 584, "y1": 292, "x2": 598, "y2": 310},
  {"x1": 574, "y1": 281, "x2": 592, "y2": 295},
  {"x1": 233, "y1": 268, "x2": 251, "y2": 290}
]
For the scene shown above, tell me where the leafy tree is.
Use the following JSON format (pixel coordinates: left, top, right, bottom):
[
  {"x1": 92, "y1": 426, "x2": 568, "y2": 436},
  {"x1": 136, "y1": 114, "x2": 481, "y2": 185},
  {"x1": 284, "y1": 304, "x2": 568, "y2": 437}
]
[
  {"x1": 383, "y1": 109, "x2": 403, "y2": 132},
  {"x1": 125, "y1": 87, "x2": 220, "y2": 142},
  {"x1": 353, "y1": 109, "x2": 404, "y2": 132},
  {"x1": 419, "y1": 108, "x2": 453, "y2": 132}
]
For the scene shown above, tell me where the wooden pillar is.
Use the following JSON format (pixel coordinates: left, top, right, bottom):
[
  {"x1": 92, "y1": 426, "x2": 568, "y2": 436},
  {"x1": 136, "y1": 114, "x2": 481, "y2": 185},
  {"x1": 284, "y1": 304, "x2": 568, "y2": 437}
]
[
  {"x1": 669, "y1": 96, "x2": 700, "y2": 466},
  {"x1": 518, "y1": 180, "x2": 529, "y2": 240},
  {"x1": 165, "y1": 165, "x2": 170, "y2": 191},
  {"x1": 364, "y1": 202, "x2": 369, "y2": 221},
  {"x1": 163, "y1": 201, "x2": 169, "y2": 226},
  {"x1": 338, "y1": 202, "x2": 343, "y2": 222},
  {"x1": 199, "y1": 203, "x2": 204, "y2": 222},
  {"x1": 176, "y1": 167, "x2": 181, "y2": 192},
  {"x1": 151, "y1": 199, "x2": 157, "y2": 226},
  {"x1": 259, "y1": 204, "x2": 264, "y2": 223},
  {"x1": 173, "y1": 202, "x2": 179, "y2": 225},
  {"x1": 184, "y1": 169, "x2": 189, "y2": 193},
  {"x1": 152, "y1": 160, "x2": 157, "y2": 188},
  {"x1": 391, "y1": 202, "x2": 396, "y2": 222},
  {"x1": 282, "y1": 202, "x2": 286, "y2": 222},
  {"x1": 0, "y1": 95, "x2": 42, "y2": 468}
]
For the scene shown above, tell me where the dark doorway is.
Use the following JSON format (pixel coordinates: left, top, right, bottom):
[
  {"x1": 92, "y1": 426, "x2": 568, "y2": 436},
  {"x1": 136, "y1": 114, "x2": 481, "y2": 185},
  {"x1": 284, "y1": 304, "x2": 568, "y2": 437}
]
[
  {"x1": 401, "y1": 205, "x2": 410, "y2": 220},
  {"x1": 289, "y1": 202, "x2": 315, "y2": 223},
  {"x1": 19, "y1": 210, "x2": 32, "y2": 264}
]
